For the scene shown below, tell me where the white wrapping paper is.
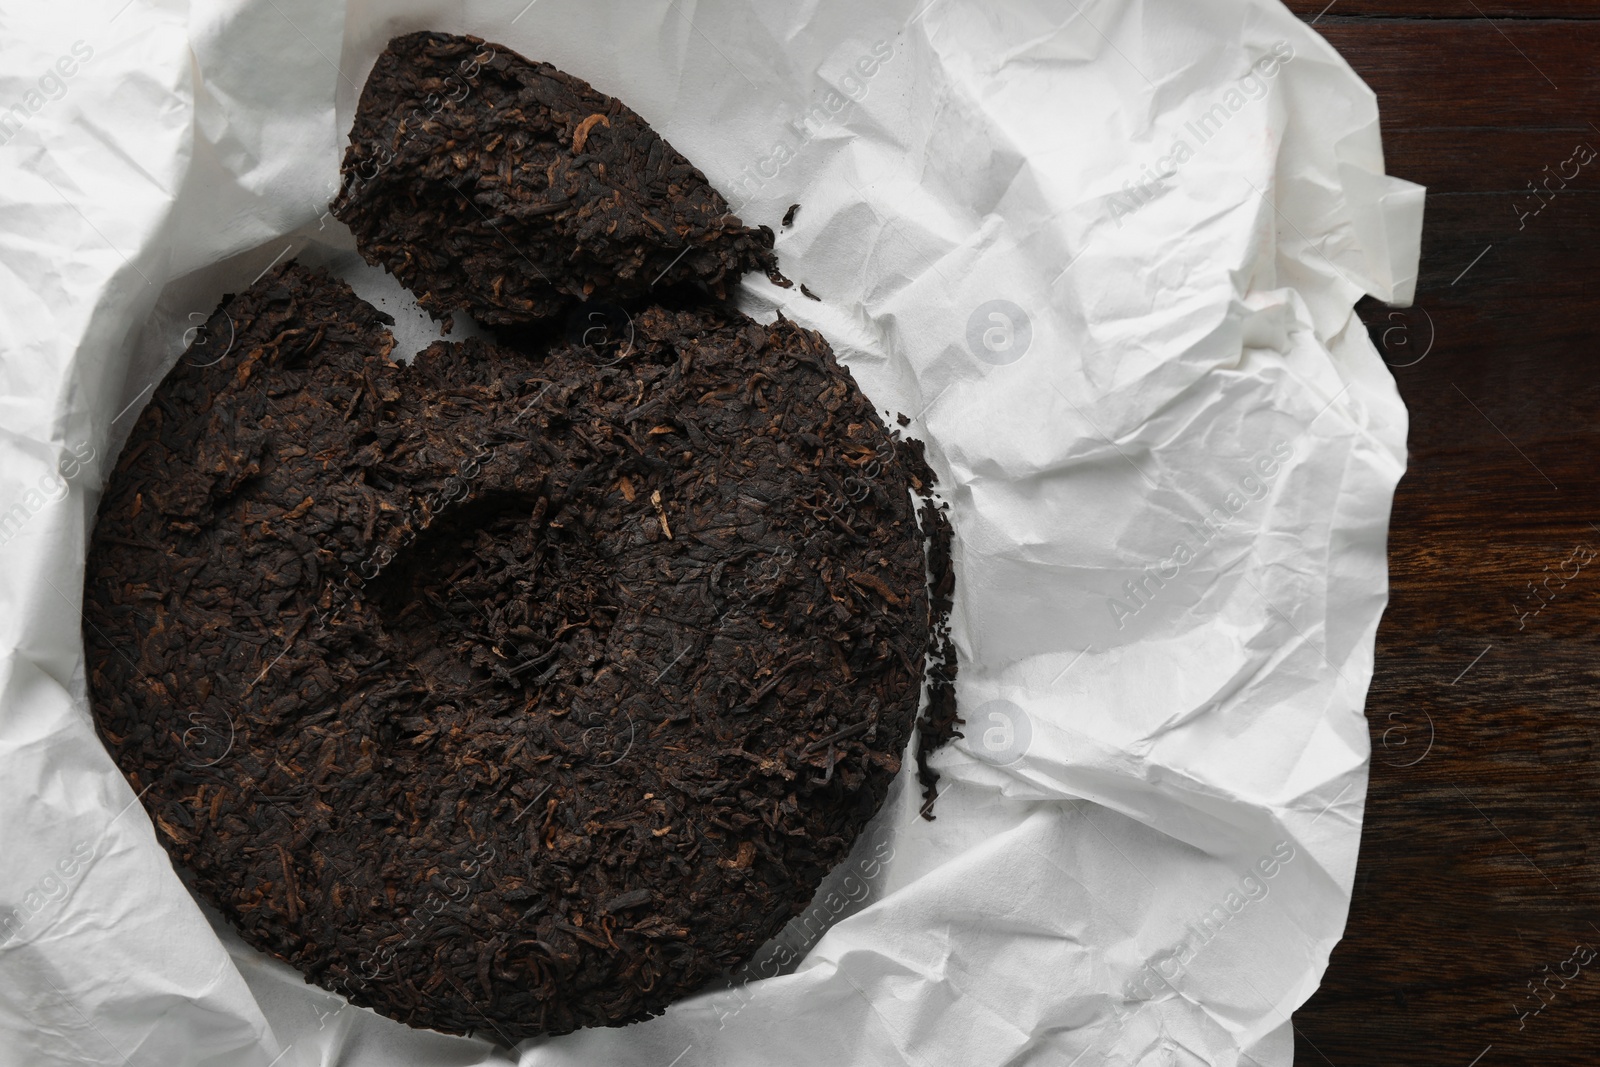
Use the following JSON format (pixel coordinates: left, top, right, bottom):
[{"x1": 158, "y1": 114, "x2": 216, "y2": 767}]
[{"x1": 0, "y1": 1, "x2": 1422, "y2": 1064}]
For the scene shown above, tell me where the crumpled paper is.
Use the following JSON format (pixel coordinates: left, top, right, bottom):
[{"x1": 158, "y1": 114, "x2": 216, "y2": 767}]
[{"x1": 0, "y1": 0, "x2": 1422, "y2": 1064}]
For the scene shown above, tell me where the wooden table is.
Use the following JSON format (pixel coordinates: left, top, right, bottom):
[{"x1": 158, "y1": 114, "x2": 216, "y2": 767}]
[{"x1": 1280, "y1": 3, "x2": 1600, "y2": 1065}]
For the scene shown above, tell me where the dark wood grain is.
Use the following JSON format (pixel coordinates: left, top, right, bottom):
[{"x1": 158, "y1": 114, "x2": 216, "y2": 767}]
[
  {"x1": 1286, "y1": 8, "x2": 1600, "y2": 1067},
  {"x1": 1285, "y1": 2, "x2": 1600, "y2": 17},
  {"x1": 1316, "y1": 22, "x2": 1598, "y2": 126}
]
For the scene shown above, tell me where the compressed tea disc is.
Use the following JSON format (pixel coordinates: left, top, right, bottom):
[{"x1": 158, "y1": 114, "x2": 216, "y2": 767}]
[
  {"x1": 331, "y1": 31, "x2": 781, "y2": 327},
  {"x1": 83, "y1": 263, "x2": 953, "y2": 1040}
]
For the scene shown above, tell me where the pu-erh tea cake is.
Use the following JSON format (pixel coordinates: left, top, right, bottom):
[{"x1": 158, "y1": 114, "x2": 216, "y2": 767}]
[
  {"x1": 330, "y1": 31, "x2": 783, "y2": 327},
  {"x1": 85, "y1": 26, "x2": 959, "y2": 1042},
  {"x1": 83, "y1": 260, "x2": 958, "y2": 1041}
]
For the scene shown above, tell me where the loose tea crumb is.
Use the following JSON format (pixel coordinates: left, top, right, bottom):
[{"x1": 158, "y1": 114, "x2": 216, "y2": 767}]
[
  {"x1": 83, "y1": 262, "x2": 955, "y2": 1042},
  {"x1": 331, "y1": 31, "x2": 782, "y2": 326}
]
